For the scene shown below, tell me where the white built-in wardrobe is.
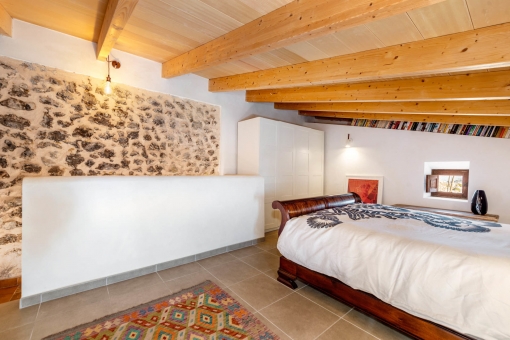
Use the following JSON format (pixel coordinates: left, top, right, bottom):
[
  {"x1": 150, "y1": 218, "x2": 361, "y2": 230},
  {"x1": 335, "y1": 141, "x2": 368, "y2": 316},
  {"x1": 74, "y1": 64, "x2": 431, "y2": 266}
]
[{"x1": 238, "y1": 117, "x2": 325, "y2": 231}]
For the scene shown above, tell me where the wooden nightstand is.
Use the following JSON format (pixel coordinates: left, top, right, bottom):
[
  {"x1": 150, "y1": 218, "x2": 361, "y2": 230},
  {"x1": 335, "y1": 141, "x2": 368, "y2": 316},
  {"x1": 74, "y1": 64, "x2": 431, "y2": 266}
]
[{"x1": 393, "y1": 204, "x2": 499, "y2": 222}]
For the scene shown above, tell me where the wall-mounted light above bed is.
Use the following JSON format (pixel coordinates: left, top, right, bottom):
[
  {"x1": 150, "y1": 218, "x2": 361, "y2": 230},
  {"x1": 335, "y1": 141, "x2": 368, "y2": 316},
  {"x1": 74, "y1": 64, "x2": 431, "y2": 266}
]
[{"x1": 346, "y1": 133, "x2": 353, "y2": 148}]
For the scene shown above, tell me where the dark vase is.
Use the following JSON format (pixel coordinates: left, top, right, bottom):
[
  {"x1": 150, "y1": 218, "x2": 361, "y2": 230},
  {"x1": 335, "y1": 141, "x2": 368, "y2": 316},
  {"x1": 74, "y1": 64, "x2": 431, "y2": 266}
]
[{"x1": 471, "y1": 190, "x2": 488, "y2": 215}]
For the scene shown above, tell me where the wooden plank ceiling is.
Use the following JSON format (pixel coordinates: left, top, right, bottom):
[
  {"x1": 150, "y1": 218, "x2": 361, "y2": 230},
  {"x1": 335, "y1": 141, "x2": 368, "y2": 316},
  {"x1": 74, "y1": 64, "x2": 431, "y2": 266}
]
[
  {"x1": 0, "y1": 3, "x2": 11, "y2": 36},
  {"x1": 3, "y1": 0, "x2": 508, "y2": 75},
  {"x1": 1, "y1": 0, "x2": 510, "y2": 125}
]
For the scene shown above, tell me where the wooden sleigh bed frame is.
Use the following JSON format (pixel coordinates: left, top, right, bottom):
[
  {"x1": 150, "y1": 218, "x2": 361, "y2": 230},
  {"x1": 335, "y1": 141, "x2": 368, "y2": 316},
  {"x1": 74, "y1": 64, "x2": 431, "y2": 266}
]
[{"x1": 272, "y1": 193, "x2": 473, "y2": 340}]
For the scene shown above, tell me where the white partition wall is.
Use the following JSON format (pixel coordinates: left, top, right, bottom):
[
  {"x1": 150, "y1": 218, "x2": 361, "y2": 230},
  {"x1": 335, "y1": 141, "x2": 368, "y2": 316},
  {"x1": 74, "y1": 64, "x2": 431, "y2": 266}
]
[
  {"x1": 22, "y1": 176, "x2": 264, "y2": 301},
  {"x1": 238, "y1": 118, "x2": 324, "y2": 231}
]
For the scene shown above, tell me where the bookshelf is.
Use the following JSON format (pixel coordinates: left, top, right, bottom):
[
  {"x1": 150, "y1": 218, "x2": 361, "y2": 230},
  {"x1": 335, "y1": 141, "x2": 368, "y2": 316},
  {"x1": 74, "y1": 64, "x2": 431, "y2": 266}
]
[{"x1": 351, "y1": 119, "x2": 510, "y2": 139}]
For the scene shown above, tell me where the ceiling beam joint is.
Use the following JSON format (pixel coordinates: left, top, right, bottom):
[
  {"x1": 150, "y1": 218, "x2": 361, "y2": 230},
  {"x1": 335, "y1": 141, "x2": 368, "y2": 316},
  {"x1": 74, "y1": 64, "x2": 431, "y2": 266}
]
[
  {"x1": 162, "y1": 0, "x2": 447, "y2": 78},
  {"x1": 96, "y1": 0, "x2": 139, "y2": 61},
  {"x1": 247, "y1": 70, "x2": 510, "y2": 103},
  {"x1": 275, "y1": 101, "x2": 510, "y2": 116},
  {"x1": 210, "y1": 22, "x2": 510, "y2": 92},
  {"x1": 0, "y1": 3, "x2": 12, "y2": 37}
]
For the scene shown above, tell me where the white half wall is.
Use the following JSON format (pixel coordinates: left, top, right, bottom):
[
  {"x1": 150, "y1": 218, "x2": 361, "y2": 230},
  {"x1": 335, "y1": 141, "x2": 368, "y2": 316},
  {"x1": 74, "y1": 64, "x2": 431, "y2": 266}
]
[
  {"x1": 0, "y1": 20, "x2": 304, "y2": 175},
  {"x1": 22, "y1": 176, "x2": 264, "y2": 297},
  {"x1": 306, "y1": 123, "x2": 510, "y2": 223}
]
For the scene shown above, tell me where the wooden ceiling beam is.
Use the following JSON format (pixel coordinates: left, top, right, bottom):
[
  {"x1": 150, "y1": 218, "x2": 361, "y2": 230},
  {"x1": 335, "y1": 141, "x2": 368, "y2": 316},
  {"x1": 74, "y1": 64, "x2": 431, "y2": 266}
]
[
  {"x1": 162, "y1": 0, "x2": 446, "y2": 78},
  {"x1": 96, "y1": 0, "x2": 139, "y2": 61},
  {"x1": 275, "y1": 101, "x2": 510, "y2": 116},
  {"x1": 0, "y1": 3, "x2": 12, "y2": 37},
  {"x1": 247, "y1": 70, "x2": 510, "y2": 103},
  {"x1": 210, "y1": 22, "x2": 510, "y2": 92},
  {"x1": 300, "y1": 111, "x2": 510, "y2": 126}
]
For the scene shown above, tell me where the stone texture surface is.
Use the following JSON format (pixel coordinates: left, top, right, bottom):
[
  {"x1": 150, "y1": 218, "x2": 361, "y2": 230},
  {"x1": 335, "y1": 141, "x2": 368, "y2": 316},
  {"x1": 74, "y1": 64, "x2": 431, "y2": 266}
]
[{"x1": 0, "y1": 56, "x2": 221, "y2": 279}]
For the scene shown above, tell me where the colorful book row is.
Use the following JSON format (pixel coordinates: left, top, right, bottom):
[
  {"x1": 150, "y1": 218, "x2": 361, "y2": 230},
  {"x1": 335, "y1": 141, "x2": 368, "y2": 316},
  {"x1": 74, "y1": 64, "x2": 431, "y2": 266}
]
[{"x1": 351, "y1": 119, "x2": 510, "y2": 138}]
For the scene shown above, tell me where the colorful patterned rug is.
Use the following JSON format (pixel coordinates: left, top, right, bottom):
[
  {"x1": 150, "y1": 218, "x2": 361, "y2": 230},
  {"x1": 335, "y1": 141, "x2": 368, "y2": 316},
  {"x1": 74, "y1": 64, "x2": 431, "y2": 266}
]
[{"x1": 43, "y1": 280, "x2": 279, "y2": 340}]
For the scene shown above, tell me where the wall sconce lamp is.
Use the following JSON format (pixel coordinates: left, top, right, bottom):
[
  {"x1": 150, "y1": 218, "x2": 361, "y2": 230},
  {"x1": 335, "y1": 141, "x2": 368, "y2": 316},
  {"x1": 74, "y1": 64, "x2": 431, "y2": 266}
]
[
  {"x1": 105, "y1": 55, "x2": 121, "y2": 95},
  {"x1": 346, "y1": 134, "x2": 353, "y2": 148}
]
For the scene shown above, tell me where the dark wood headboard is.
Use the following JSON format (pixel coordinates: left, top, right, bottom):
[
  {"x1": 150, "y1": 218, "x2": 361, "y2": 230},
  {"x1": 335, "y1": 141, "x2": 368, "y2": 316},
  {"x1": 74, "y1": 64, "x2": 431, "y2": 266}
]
[{"x1": 272, "y1": 193, "x2": 362, "y2": 235}]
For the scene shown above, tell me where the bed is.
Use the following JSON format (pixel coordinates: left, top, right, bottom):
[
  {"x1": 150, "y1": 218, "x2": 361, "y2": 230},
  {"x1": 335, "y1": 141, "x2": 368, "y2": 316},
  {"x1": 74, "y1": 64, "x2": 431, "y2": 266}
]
[{"x1": 272, "y1": 193, "x2": 510, "y2": 340}]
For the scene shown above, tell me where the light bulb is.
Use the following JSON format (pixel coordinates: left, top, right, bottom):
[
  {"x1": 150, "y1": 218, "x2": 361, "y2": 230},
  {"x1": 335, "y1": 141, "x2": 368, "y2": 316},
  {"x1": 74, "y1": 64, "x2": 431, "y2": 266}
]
[
  {"x1": 346, "y1": 134, "x2": 353, "y2": 148},
  {"x1": 104, "y1": 78, "x2": 112, "y2": 95}
]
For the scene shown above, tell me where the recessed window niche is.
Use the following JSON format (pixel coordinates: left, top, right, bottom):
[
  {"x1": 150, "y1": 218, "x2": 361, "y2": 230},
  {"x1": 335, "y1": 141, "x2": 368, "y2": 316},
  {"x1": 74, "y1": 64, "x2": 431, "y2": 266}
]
[{"x1": 423, "y1": 161, "x2": 470, "y2": 202}]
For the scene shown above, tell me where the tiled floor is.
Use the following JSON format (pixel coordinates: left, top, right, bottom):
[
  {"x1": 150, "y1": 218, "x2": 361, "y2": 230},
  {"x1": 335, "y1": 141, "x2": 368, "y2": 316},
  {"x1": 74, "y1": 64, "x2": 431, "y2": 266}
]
[{"x1": 0, "y1": 231, "x2": 411, "y2": 340}]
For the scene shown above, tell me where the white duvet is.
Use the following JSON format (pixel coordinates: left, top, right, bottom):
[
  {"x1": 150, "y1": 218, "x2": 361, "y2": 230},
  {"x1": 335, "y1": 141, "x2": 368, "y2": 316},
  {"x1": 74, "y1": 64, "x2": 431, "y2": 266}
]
[{"x1": 277, "y1": 204, "x2": 510, "y2": 340}]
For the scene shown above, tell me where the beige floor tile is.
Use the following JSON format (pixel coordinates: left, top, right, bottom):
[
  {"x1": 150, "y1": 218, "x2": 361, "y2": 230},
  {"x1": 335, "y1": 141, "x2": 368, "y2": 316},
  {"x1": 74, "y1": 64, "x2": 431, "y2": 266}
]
[
  {"x1": 165, "y1": 269, "x2": 227, "y2": 295},
  {"x1": 229, "y1": 274, "x2": 292, "y2": 311},
  {"x1": 157, "y1": 262, "x2": 202, "y2": 282},
  {"x1": 222, "y1": 287, "x2": 257, "y2": 314},
  {"x1": 254, "y1": 312, "x2": 292, "y2": 340},
  {"x1": 0, "y1": 300, "x2": 39, "y2": 332},
  {"x1": 240, "y1": 252, "x2": 280, "y2": 272},
  {"x1": 107, "y1": 273, "x2": 162, "y2": 297},
  {"x1": 108, "y1": 282, "x2": 171, "y2": 314},
  {"x1": 229, "y1": 246, "x2": 264, "y2": 258},
  {"x1": 37, "y1": 287, "x2": 109, "y2": 320},
  {"x1": 32, "y1": 300, "x2": 112, "y2": 339},
  {"x1": 344, "y1": 309, "x2": 412, "y2": 340},
  {"x1": 262, "y1": 269, "x2": 279, "y2": 280},
  {"x1": 260, "y1": 293, "x2": 339, "y2": 340},
  {"x1": 206, "y1": 260, "x2": 261, "y2": 286},
  {"x1": 197, "y1": 253, "x2": 237, "y2": 269},
  {"x1": 0, "y1": 323, "x2": 34, "y2": 340},
  {"x1": 317, "y1": 319, "x2": 378, "y2": 340},
  {"x1": 265, "y1": 231, "x2": 279, "y2": 239},
  {"x1": 265, "y1": 248, "x2": 282, "y2": 257},
  {"x1": 297, "y1": 286, "x2": 352, "y2": 317},
  {"x1": 255, "y1": 239, "x2": 278, "y2": 251}
]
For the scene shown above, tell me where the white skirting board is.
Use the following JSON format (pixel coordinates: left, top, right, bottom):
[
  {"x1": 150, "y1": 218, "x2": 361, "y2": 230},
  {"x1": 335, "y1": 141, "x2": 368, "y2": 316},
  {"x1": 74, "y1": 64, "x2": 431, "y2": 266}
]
[{"x1": 22, "y1": 176, "x2": 264, "y2": 303}]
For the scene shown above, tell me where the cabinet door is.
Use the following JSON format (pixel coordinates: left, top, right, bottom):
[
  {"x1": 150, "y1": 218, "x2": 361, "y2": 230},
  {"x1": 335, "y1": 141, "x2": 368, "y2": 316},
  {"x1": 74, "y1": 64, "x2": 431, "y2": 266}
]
[
  {"x1": 276, "y1": 175, "x2": 293, "y2": 200},
  {"x1": 264, "y1": 203, "x2": 281, "y2": 232},
  {"x1": 309, "y1": 131, "x2": 324, "y2": 176},
  {"x1": 260, "y1": 120, "x2": 278, "y2": 230},
  {"x1": 260, "y1": 120, "x2": 277, "y2": 176},
  {"x1": 276, "y1": 124, "x2": 294, "y2": 176},
  {"x1": 264, "y1": 202, "x2": 276, "y2": 231},
  {"x1": 274, "y1": 174, "x2": 292, "y2": 230},
  {"x1": 237, "y1": 119, "x2": 260, "y2": 175},
  {"x1": 293, "y1": 175, "x2": 309, "y2": 199},
  {"x1": 309, "y1": 130, "x2": 324, "y2": 195},
  {"x1": 264, "y1": 176, "x2": 276, "y2": 203},
  {"x1": 294, "y1": 127, "x2": 309, "y2": 176},
  {"x1": 309, "y1": 175, "x2": 324, "y2": 196}
]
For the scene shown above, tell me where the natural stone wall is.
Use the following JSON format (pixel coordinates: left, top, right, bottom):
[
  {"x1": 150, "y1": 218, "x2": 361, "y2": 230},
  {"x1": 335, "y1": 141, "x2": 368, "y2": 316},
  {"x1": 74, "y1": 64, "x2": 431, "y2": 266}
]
[{"x1": 0, "y1": 56, "x2": 220, "y2": 279}]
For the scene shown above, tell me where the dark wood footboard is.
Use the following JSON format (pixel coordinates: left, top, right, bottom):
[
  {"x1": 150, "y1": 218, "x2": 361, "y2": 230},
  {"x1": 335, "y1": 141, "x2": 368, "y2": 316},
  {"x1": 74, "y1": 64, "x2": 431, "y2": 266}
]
[{"x1": 272, "y1": 194, "x2": 473, "y2": 340}]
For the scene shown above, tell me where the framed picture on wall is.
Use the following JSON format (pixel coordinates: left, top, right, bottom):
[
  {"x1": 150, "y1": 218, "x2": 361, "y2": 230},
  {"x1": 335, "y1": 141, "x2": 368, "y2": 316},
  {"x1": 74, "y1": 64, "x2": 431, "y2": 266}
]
[{"x1": 345, "y1": 175, "x2": 384, "y2": 204}]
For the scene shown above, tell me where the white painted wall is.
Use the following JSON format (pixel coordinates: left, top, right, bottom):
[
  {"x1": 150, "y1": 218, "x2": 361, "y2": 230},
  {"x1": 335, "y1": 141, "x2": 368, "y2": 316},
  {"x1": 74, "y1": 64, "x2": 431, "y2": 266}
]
[
  {"x1": 306, "y1": 123, "x2": 510, "y2": 223},
  {"x1": 22, "y1": 176, "x2": 264, "y2": 297},
  {"x1": 0, "y1": 20, "x2": 304, "y2": 174}
]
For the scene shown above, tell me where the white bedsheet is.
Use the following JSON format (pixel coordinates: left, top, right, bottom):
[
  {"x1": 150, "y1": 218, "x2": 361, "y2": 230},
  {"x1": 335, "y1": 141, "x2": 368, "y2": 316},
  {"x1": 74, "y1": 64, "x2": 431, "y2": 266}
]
[{"x1": 277, "y1": 204, "x2": 510, "y2": 340}]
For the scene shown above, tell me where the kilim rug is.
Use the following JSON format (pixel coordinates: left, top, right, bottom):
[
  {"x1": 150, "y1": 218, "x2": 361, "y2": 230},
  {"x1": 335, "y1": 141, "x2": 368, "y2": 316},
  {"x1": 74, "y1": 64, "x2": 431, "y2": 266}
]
[{"x1": 42, "y1": 280, "x2": 279, "y2": 340}]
